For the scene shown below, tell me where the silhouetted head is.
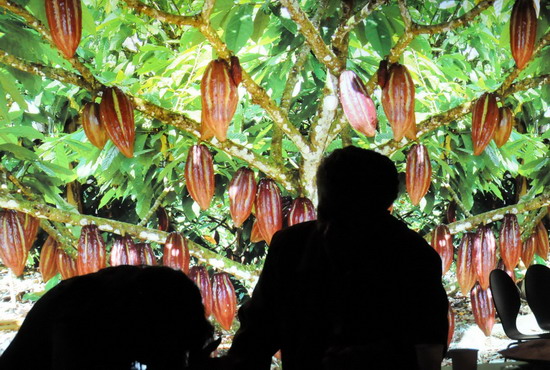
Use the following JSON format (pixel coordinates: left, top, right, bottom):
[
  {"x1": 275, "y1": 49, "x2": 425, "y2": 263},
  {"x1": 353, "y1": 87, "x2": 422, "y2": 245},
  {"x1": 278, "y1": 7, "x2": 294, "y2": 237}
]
[{"x1": 316, "y1": 146, "x2": 398, "y2": 221}]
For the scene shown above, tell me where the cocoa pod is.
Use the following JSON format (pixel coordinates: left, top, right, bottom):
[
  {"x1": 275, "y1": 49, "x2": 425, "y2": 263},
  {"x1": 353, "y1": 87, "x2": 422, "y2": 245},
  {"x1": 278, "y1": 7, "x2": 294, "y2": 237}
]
[
  {"x1": 471, "y1": 93, "x2": 499, "y2": 156},
  {"x1": 45, "y1": 0, "x2": 82, "y2": 58},
  {"x1": 135, "y1": 243, "x2": 156, "y2": 266},
  {"x1": 190, "y1": 266, "x2": 213, "y2": 317},
  {"x1": 157, "y1": 206, "x2": 170, "y2": 232},
  {"x1": 77, "y1": 225, "x2": 106, "y2": 275},
  {"x1": 185, "y1": 144, "x2": 215, "y2": 211},
  {"x1": 212, "y1": 272, "x2": 237, "y2": 331},
  {"x1": 510, "y1": 0, "x2": 537, "y2": 70},
  {"x1": 456, "y1": 232, "x2": 476, "y2": 296},
  {"x1": 377, "y1": 59, "x2": 388, "y2": 88},
  {"x1": 82, "y1": 102, "x2": 108, "y2": 149},
  {"x1": 448, "y1": 305, "x2": 455, "y2": 348},
  {"x1": 404, "y1": 119, "x2": 417, "y2": 141},
  {"x1": 406, "y1": 144, "x2": 432, "y2": 206},
  {"x1": 446, "y1": 201, "x2": 457, "y2": 224},
  {"x1": 228, "y1": 167, "x2": 257, "y2": 227},
  {"x1": 499, "y1": 214, "x2": 522, "y2": 271},
  {"x1": 522, "y1": 233, "x2": 536, "y2": 267},
  {"x1": 287, "y1": 197, "x2": 317, "y2": 227},
  {"x1": 281, "y1": 196, "x2": 293, "y2": 228},
  {"x1": 339, "y1": 70, "x2": 378, "y2": 137},
  {"x1": 470, "y1": 283, "x2": 495, "y2": 336},
  {"x1": 229, "y1": 56, "x2": 242, "y2": 86},
  {"x1": 381, "y1": 63, "x2": 415, "y2": 142},
  {"x1": 18, "y1": 211, "x2": 39, "y2": 251},
  {"x1": 99, "y1": 87, "x2": 135, "y2": 158},
  {"x1": 474, "y1": 225, "x2": 497, "y2": 290},
  {"x1": 431, "y1": 224, "x2": 453, "y2": 274},
  {"x1": 534, "y1": 222, "x2": 549, "y2": 260},
  {"x1": 255, "y1": 179, "x2": 283, "y2": 245},
  {"x1": 201, "y1": 59, "x2": 239, "y2": 142},
  {"x1": 56, "y1": 249, "x2": 77, "y2": 279},
  {"x1": 493, "y1": 107, "x2": 514, "y2": 148},
  {"x1": 0, "y1": 209, "x2": 28, "y2": 276},
  {"x1": 498, "y1": 260, "x2": 516, "y2": 283},
  {"x1": 110, "y1": 235, "x2": 140, "y2": 266},
  {"x1": 250, "y1": 220, "x2": 264, "y2": 243},
  {"x1": 39, "y1": 236, "x2": 59, "y2": 282},
  {"x1": 163, "y1": 231, "x2": 190, "y2": 274}
]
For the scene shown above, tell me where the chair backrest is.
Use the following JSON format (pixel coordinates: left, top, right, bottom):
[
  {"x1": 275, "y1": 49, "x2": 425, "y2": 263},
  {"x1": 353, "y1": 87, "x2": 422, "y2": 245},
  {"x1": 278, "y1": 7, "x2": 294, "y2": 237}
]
[
  {"x1": 525, "y1": 264, "x2": 550, "y2": 331},
  {"x1": 490, "y1": 269, "x2": 522, "y2": 338}
]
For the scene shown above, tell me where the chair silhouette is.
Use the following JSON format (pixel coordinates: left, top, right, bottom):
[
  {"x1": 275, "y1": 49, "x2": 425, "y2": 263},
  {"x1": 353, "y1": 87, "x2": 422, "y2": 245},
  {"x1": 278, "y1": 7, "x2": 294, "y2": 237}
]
[
  {"x1": 525, "y1": 264, "x2": 550, "y2": 331},
  {"x1": 489, "y1": 269, "x2": 550, "y2": 345}
]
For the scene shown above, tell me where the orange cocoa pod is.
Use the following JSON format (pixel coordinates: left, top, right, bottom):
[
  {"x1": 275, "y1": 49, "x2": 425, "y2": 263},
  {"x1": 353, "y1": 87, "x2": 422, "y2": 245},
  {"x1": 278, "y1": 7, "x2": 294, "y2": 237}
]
[
  {"x1": 474, "y1": 225, "x2": 496, "y2": 290},
  {"x1": 377, "y1": 59, "x2": 388, "y2": 88},
  {"x1": 17, "y1": 211, "x2": 39, "y2": 251},
  {"x1": 287, "y1": 197, "x2": 317, "y2": 227},
  {"x1": 381, "y1": 63, "x2": 415, "y2": 142},
  {"x1": 456, "y1": 232, "x2": 476, "y2": 296},
  {"x1": 471, "y1": 93, "x2": 499, "y2": 156},
  {"x1": 470, "y1": 283, "x2": 495, "y2": 336},
  {"x1": 135, "y1": 243, "x2": 156, "y2": 266},
  {"x1": 522, "y1": 233, "x2": 536, "y2": 267},
  {"x1": 534, "y1": 222, "x2": 549, "y2": 260},
  {"x1": 406, "y1": 144, "x2": 432, "y2": 206},
  {"x1": 77, "y1": 225, "x2": 106, "y2": 275},
  {"x1": 229, "y1": 167, "x2": 257, "y2": 227},
  {"x1": 255, "y1": 179, "x2": 283, "y2": 245},
  {"x1": 45, "y1": 0, "x2": 82, "y2": 58},
  {"x1": 185, "y1": 144, "x2": 215, "y2": 211},
  {"x1": 190, "y1": 266, "x2": 213, "y2": 317},
  {"x1": 510, "y1": 0, "x2": 537, "y2": 70},
  {"x1": 250, "y1": 220, "x2": 264, "y2": 243},
  {"x1": 229, "y1": 56, "x2": 242, "y2": 86},
  {"x1": 431, "y1": 224, "x2": 454, "y2": 274},
  {"x1": 163, "y1": 231, "x2": 190, "y2": 274},
  {"x1": 99, "y1": 87, "x2": 135, "y2": 158},
  {"x1": 156, "y1": 206, "x2": 170, "y2": 232},
  {"x1": 56, "y1": 249, "x2": 77, "y2": 279},
  {"x1": 0, "y1": 209, "x2": 28, "y2": 276},
  {"x1": 39, "y1": 236, "x2": 59, "y2": 282},
  {"x1": 82, "y1": 102, "x2": 108, "y2": 149},
  {"x1": 404, "y1": 119, "x2": 417, "y2": 140},
  {"x1": 110, "y1": 235, "x2": 140, "y2": 266},
  {"x1": 499, "y1": 214, "x2": 522, "y2": 271},
  {"x1": 339, "y1": 70, "x2": 378, "y2": 137},
  {"x1": 212, "y1": 272, "x2": 237, "y2": 331},
  {"x1": 493, "y1": 107, "x2": 514, "y2": 148}
]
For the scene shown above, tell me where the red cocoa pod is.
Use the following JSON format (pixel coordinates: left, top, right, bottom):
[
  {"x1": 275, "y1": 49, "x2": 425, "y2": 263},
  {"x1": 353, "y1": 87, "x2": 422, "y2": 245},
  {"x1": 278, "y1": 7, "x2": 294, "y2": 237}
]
[
  {"x1": 45, "y1": 0, "x2": 82, "y2": 58},
  {"x1": 163, "y1": 231, "x2": 190, "y2": 274},
  {"x1": 534, "y1": 222, "x2": 549, "y2": 260},
  {"x1": 498, "y1": 260, "x2": 516, "y2": 283},
  {"x1": 339, "y1": 70, "x2": 378, "y2": 137},
  {"x1": 456, "y1": 232, "x2": 476, "y2": 296},
  {"x1": 510, "y1": 0, "x2": 537, "y2": 70},
  {"x1": 17, "y1": 211, "x2": 39, "y2": 251},
  {"x1": 82, "y1": 102, "x2": 108, "y2": 150},
  {"x1": 110, "y1": 235, "x2": 140, "y2": 266},
  {"x1": 431, "y1": 224, "x2": 453, "y2": 274},
  {"x1": 39, "y1": 236, "x2": 59, "y2": 282},
  {"x1": 281, "y1": 196, "x2": 293, "y2": 227},
  {"x1": 190, "y1": 266, "x2": 213, "y2": 317},
  {"x1": 56, "y1": 249, "x2": 77, "y2": 279},
  {"x1": 522, "y1": 233, "x2": 536, "y2": 267},
  {"x1": 157, "y1": 206, "x2": 170, "y2": 232},
  {"x1": 201, "y1": 59, "x2": 239, "y2": 142},
  {"x1": 135, "y1": 243, "x2": 156, "y2": 266},
  {"x1": 255, "y1": 179, "x2": 283, "y2": 244},
  {"x1": 471, "y1": 93, "x2": 499, "y2": 156},
  {"x1": 287, "y1": 197, "x2": 317, "y2": 227},
  {"x1": 448, "y1": 305, "x2": 455, "y2": 348},
  {"x1": 0, "y1": 209, "x2": 28, "y2": 276},
  {"x1": 212, "y1": 272, "x2": 237, "y2": 331},
  {"x1": 228, "y1": 167, "x2": 257, "y2": 227},
  {"x1": 99, "y1": 87, "x2": 135, "y2": 158},
  {"x1": 499, "y1": 214, "x2": 522, "y2": 271},
  {"x1": 77, "y1": 225, "x2": 106, "y2": 275},
  {"x1": 470, "y1": 283, "x2": 495, "y2": 336},
  {"x1": 474, "y1": 225, "x2": 497, "y2": 290},
  {"x1": 377, "y1": 59, "x2": 388, "y2": 88},
  {"x1": 250, "y1": 220, "x2": 264, "y2": 243},
  {"x1": 406, "y1": 144, "x2": 432, "y2": 206},
  {"x1": 229, "y1": 56, "x2": 242, "y2": 86},
  {"x1": 493, "y1": 107, "x2": 514, "y2": 148},
  {"x1": 185, "y1": 144, "x2": 215, "y2": 211},
  {"x1": 446, "y1": 201, "x2": 457, "y2": 224},
  {"x1": 382, "y1": 63, "x2": 415, "y2": 142}
]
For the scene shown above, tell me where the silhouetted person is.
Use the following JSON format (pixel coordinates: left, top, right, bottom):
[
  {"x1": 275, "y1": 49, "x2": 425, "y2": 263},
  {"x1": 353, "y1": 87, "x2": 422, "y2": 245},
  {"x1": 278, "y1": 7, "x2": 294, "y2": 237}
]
[
  {"x1": 0, "y1": 265, "x2": 217, "y2": 370},
  {"x1": 226, "y1": 146, "x2": 449, "y2": 369}
]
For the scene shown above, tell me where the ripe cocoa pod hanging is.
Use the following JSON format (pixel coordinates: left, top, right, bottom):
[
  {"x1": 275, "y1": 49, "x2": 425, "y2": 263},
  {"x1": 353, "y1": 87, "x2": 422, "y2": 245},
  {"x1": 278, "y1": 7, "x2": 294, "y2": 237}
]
[
  {"x1": 229, "y1": 56, "x2": 242, "y2": 86},
  {"x1": 288, "y1": 197, "x2": 317, "y2": 227},
  {"x1": 185, "y1": 144, "x2": 215, "y2": 211},
  {"x1": 471, "y1": 93, "x2": 499, "y2": 156},
  {"x1": 339, "y1": 70, "x2": 378, "y2": 137},
  {"x1": 534, "y1": 222, "x2": 549, "y2": 260},
  {"x1": 228, "y1": 167, "x2": 257, "y2": 227},
  {"x1": 163, "y1": 231, "x2": 190, "y2": 274},
  {"x1": 522, "y1": 233, "x2": 536, "y2": 267},
  {"x1": 45, "y1": 0, "x2": 82, "y2": 58},
  {"x1": 456, "y1": 232, "x2": 476, "y2": 296},
  {"x1": 56, "y1": 249, "x2": 77, "y2": 279},
  {"x1": 448, "y1": 305, "x2": 455, "y2": 348},
  {"x1": 135, "y1": 243, "x2": 156, "y2": 266},
  {"x1": 381, "y1": 63, "x2": 415, "y2": 142},
  {"x1": 39, "y1": 236, "x2": 59, "y2": 282},
  {"x1": 82, "y1": 102, "x2": 108, "y2": 150},
  {"x1": 18, "y1": 211, "x2": 39, "y2": 251},
  {"x1": 493, "y1": 107, "x2": 514, "y2": 148},
  {"x1": 255, "y1": 179, "x2": 283, "y2": 245},
  {"x1": 377, "y1": 60, "x2": 388, "y2": 88},
  {"x1": 473, "y1": 225, "x2": 496, "y2": 290},
  {"x1": 406, "y1": 144, "x2": 432, "y2": 206},
  {"x1": 77, "y1": 225, "x2": 106, "y2": 275},
  {"x1": 446, "y1": 201, "x2": 457, "y2": 224},
  {"x1": 110, "y1": 235, "x2": 140, "y2": 266},
  {"x1": 99, "y1": 87, "x2": 135, "y2": 158},
  {"x1": 250, "y1": 220, "x2": 264, "y2": 243},
  {"x1": 201, "y1": 58, "x2": 239, "y2": 142},
  {"x1": 499, "y1": 214, "x2": 522, "y2": 271},
  {"x1": 190, "y1": 266, "x2": 213, "y2": 317},
  {"x1": 156, "y1": 206, "x2": 170, "y2": 232},
  {"x1": 212, "y1": 272, "x2": 237, "y2": 331},
  {"x1": 510, "y1": 0, "x2": 537, "y2": 70},
  {"x1": 470, "y1": 283, "x2": 495, "y2": 336},
  {"x1": 0, "y1": 209, "x2": 28, "y2": 276},
  {"x1": 281, "y1": 196, "x2": 293, "y2": 227},
  {"x1": 431, "y1": 224, "x2": 453, "y2": 274}
]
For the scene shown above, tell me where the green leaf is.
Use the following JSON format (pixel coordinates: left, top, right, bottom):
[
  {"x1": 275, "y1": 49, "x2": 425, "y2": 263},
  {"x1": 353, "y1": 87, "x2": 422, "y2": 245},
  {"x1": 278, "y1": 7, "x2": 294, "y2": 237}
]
[
  {"x1": 0, "y1": 70, "x2": 27, "y2": 110},
  {"x1": 0, "y1": 125, "x2": 44, "y2": 140},
  {"x1": 0, "y1": 143, "x2": 38, "y2": 160},
  {"x1": 225, "y1": 4, "x2": 254, "y2": 53},
  {"x1": 251, "y1": 8, "x2": 270, "y2": 43}
]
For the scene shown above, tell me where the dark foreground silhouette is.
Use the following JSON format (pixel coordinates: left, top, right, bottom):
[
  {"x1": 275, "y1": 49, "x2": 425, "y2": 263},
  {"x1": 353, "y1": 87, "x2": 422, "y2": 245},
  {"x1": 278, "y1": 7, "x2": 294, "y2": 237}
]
[
  {"x1": 0, "y1": 265, "x2": 216, "y2": 370},
  {"x1": 226, "y1": 146, "x2": 449, "y2": 369}
]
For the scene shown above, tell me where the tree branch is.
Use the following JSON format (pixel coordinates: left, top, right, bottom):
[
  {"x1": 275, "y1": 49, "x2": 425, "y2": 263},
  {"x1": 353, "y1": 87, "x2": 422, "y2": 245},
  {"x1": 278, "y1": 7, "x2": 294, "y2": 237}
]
[
  {"x1": 332, "y1": 0, "x2": 386, "y2": 48},
  {"x1": 137, "y1": 186, "x2": 173, "y2": 227},
  {"x1": 120, "y1": 0, "x2": 201, "y2": 26}
]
